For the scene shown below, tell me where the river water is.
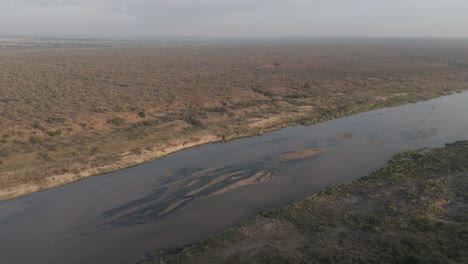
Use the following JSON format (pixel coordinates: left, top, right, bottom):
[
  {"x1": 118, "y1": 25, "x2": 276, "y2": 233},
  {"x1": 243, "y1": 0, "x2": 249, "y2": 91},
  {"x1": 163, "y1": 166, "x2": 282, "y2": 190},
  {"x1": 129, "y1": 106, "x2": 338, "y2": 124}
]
[{"x1": 1, "y1": 92, "x2": 467, "y2": 264}]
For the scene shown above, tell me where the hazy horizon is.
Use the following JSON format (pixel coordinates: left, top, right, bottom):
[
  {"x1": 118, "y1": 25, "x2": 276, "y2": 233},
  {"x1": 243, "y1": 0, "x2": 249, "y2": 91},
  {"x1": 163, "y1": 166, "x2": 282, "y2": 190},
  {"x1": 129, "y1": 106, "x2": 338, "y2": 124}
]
[{"x1": 1, "y1": 1, "x2": 467, "y2": 39}]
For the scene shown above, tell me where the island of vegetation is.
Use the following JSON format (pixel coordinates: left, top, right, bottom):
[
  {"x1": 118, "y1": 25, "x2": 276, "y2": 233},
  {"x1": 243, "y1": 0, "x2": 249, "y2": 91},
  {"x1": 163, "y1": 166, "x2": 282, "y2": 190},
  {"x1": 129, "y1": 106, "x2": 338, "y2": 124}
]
[
  {"x1": 142, "y1": 141, "x2": 468, "y2": 264},
  {"x1": 1, "y1": 38, "x2": 468, "y2": 201}
]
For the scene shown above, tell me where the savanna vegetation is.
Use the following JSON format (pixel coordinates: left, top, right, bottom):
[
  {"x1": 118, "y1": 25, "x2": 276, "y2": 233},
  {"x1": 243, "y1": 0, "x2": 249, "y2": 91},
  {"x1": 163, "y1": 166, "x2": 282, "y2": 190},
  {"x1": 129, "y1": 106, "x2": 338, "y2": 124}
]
[
  {"x1": 142, "y1": 141, "x2": 468, "y2": 264},
  {"x1": 1, "y1": 39, "x2": 468, "y2": 201}
]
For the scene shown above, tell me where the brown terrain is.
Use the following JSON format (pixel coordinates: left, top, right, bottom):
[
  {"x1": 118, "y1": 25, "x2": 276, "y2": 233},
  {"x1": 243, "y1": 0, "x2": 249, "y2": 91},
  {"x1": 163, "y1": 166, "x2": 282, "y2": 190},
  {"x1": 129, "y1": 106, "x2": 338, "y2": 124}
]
[{"x1": 1, "y1": 39, "x2": 468, "y2": 201}]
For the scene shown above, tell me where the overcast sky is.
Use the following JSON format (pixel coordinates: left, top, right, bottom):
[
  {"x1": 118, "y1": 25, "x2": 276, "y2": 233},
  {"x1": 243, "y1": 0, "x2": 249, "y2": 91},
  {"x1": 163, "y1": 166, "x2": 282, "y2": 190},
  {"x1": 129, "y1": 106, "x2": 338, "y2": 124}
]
[{"x1": 0, "y1": 0, "x2": 467, "y2": 39}]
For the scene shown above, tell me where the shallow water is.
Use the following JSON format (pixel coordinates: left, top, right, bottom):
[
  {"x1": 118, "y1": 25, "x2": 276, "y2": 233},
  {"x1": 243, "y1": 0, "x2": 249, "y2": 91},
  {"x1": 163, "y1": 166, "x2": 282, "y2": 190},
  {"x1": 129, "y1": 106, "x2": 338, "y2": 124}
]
[{"x1": 1, "y1": 92, "x2": 468, "y2": 264}]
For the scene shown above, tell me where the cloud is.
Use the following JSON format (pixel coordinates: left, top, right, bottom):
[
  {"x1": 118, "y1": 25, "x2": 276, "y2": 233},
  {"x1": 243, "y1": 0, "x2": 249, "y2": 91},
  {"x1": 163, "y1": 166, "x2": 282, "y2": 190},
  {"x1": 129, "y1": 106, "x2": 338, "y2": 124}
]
[
  {"x1": 0, "y1": 0, "x2": 467, "y2": 38},
  {"x1": 1, "y1": 0, "x2": 278, "y2": 14}
]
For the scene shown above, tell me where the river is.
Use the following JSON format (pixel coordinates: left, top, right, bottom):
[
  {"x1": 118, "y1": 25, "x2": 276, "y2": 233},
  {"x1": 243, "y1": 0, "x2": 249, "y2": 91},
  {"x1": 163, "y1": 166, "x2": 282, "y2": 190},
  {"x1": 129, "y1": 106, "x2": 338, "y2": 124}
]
[{"x1": 0, "y1": 92, "x2": 467, "y2": 264}]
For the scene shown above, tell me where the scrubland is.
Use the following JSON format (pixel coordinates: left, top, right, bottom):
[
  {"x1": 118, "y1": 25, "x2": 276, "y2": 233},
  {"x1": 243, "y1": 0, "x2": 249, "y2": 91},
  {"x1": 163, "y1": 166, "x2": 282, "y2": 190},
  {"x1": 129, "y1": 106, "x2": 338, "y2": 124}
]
[{"x1": 1, "y1": 39, "x2": 468, "y2": 200}]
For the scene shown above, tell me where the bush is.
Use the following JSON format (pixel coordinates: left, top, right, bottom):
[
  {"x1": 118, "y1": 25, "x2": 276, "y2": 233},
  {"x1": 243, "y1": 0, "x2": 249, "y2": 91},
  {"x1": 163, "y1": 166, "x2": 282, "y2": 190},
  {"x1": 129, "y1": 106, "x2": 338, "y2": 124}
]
[
  {"x1": 107, "y1": 117, "x2": 127, "y2": 126},
  {"x1": 32, "y1": 122, "x2": 45, "y2": 131},
  {"x1": 46, "y1": 117, "x2": 66, "y2": 124},
  {"x1": 47, "y1": 130, "x2": 62, "y2": 137},
  {"x1": 185, "y1": 115, "x2": 203, "y2": 128},
  {"x1": 138, "y1": 111, "x2": 147, "y2": 118},
  {"x1": 29, "y1": 136, "x2": 41, "y2": 144}
]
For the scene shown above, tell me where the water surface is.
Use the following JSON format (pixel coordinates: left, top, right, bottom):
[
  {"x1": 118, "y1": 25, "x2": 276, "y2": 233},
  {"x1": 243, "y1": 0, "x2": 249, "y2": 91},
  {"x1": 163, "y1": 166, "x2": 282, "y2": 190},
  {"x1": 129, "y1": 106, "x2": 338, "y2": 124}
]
[{"x1": 1, "y1": 92, "x2": 468, "y2": 264}]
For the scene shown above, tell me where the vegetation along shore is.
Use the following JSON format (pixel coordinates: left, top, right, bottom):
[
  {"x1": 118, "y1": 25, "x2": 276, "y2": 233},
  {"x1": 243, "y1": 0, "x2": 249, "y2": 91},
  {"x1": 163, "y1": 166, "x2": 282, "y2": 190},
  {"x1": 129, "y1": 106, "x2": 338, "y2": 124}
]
[{"x1": 142, "y1": 141, "x2": 468, "y2": 264}]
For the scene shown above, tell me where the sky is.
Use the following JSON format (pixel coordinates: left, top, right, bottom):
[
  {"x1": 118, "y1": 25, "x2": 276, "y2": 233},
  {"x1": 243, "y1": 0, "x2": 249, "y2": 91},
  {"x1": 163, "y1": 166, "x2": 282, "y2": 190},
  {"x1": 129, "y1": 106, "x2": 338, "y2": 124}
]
[{"x1": 0, "y1": 0, "x2": 467, "y2": 39}]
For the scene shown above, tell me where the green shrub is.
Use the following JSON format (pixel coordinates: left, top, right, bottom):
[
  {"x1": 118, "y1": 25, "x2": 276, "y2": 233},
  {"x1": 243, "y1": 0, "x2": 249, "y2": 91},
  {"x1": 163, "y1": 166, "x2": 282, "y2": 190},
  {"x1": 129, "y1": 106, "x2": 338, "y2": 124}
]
[
  {"x1": 46, "y1": 117, "x2": 66, "y2": 124},
  {"x1": 28, "y1": 136, "x2": 41, "y2": 144},
  {"x1": 107, "y1": 117, "x2": 127, "y2": 126},
  {"x1": 138, "y1": 111, "x2": 146, "y2": 118},
  {"x1": 185, "y1": 115, "x2": 203, "y2": 127},
  {"x1": 32, "y1": 122, "x2": 45, "y2": 131},
  {"x1": 47, "y1": 130, "x2": 62, "y2": 137}
]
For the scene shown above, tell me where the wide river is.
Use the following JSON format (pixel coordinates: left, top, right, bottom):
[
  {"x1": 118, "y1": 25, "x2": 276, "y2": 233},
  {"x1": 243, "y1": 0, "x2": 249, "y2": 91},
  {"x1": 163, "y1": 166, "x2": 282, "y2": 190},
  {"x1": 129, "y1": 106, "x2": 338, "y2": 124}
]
[{"x1": 1, "y1": 92, "x2": 468, "y2": 264}]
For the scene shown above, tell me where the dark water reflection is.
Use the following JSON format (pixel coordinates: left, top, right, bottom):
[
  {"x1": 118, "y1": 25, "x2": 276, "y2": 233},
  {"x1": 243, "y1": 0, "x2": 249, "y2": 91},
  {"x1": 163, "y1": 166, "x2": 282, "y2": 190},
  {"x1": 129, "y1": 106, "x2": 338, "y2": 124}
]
[{"x1": 1, "y1": 92, "x2": 468, "y2": 264}]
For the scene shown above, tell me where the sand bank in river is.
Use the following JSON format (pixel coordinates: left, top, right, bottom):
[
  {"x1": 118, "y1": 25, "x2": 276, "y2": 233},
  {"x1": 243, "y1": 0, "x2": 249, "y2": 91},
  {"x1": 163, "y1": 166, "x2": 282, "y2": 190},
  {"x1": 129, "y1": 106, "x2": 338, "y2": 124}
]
[{"x1": 273, "y1": 149, "x2": 329, "y2": 162}]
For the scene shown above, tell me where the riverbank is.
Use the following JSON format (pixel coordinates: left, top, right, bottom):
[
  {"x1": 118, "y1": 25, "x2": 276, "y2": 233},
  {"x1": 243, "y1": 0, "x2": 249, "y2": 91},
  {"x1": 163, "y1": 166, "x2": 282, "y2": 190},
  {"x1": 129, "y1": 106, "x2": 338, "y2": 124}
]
[
  {"x1": 142, "y1": 141, "x2": 468, "y2": 263},
  {"x1": 1, "y1": 90, "x2": 465, "y2": 202}
]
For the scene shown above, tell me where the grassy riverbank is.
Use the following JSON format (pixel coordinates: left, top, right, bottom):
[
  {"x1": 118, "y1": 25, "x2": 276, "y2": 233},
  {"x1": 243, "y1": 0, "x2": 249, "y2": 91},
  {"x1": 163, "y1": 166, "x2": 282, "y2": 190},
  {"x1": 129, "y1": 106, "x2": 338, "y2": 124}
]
[
  {"x1": 1, "y1": 39, "x2": 468, "y2": 201},
  {"x1": 142, "y1": 141, "x2": 468, "y2": 264}
]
